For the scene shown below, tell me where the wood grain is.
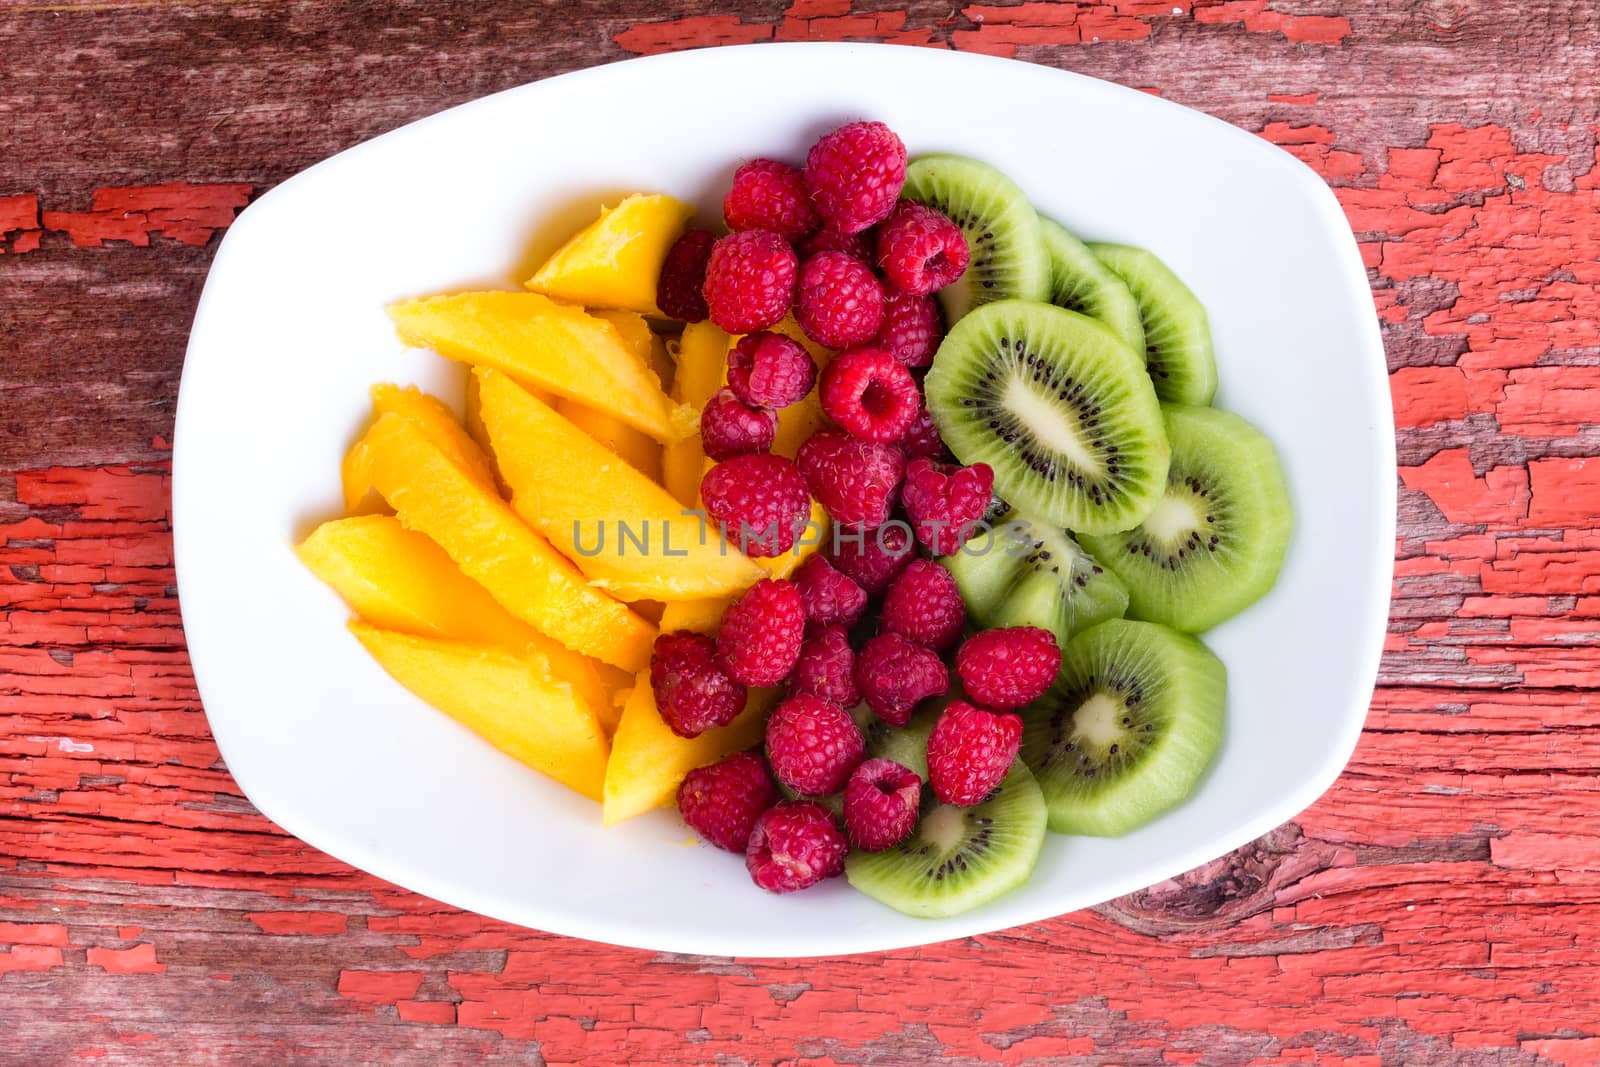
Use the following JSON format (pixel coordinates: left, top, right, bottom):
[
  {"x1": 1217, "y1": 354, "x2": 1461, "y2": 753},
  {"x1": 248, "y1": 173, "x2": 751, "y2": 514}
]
[{"x1": 4, "y1": 1, "x2": 1600, "y2": 1063}]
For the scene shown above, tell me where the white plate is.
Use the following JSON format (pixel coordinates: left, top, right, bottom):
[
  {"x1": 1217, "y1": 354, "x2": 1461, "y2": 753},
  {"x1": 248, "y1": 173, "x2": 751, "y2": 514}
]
[{"x1": 174, "y1": 43, "x2": 1393, "y2": 957}]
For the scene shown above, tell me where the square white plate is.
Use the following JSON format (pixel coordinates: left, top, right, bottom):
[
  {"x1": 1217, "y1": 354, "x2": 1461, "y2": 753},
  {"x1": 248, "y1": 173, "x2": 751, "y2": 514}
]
[{"x1": 174, "y1": 43, "x2": 1393, "y2": 957}]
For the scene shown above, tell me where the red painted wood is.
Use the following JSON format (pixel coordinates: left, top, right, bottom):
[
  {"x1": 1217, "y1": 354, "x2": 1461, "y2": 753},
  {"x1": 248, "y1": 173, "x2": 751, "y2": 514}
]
[{"x1": 4, "y1": 1, "x2": 1600, "y2": 1062}]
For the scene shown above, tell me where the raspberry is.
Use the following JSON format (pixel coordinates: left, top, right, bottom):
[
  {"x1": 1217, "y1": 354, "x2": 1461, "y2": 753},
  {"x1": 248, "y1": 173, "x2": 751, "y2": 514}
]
[
  {"x1": 792, "y1": 554, "x2": 868, "y2": 628},
  {"x1": 804, "y1": 121, "x2": 908, "y2": 235},
  {"x1": 796, "y1": 431, "x2": 905, "y2": 529},
  {"x1": 818, "y1": 346, "x2": 920, "y2": 443},
  {"x1": 901, "y1": 456, "x2": 995, "y2": 556},
  {"x1": 796, "y1": 251, "x2": 885, "y2": 350},
  {"x1": 656, "y1": 229, "x2": 715, "y2": 323},
  {"x1": 876, "y1": 287, "x2": 943, "y2": 368},
  {"x1": 700, "y1": 388, "x2": 778, "y2": 461},
  {"x1": 727, "y1": 331, "x2": 816, "y2": 410},
  {"x1": 717, "y1": 578, "x2": 806, "y2": 687},
  {"x1": 876, "y1": 201, "x2": 970, "y2": 295},
  {"x1": 926, "y1": 700, "x2": 1023, "y2": 806},
  {"x1": 827, "y1": 519, "x2": 914, "y2": 595},
  {"x1": 701, "y1": 453, "x2": 812, "y2": 558},
  {"x1": 881, "y1": 560, "x2": 966, "y2": 652},
  {"x1": 843, "y1": 758, "x2": 922, "y2": 851},
  {"x1": 799, "y1": 227, "x2": 873, "y2": 263},
  {"x1": 789, "y1": 624, "x2": 860, "y2": 709},
  {"x1": 896, "y1": 404, "x2": 946, "y2": 461},
  {"x1": 702, "y1": 229, "x2": 798, "y2": 334},
  {"x1": 677, "y1": 752, "x2": 777, "y2": 852},
  {"x1": 651, "y1": 631, "x2": 747, "y2": 738},
  {"x1": 746, "y1": 802, "x2": 848, "y2": 893},
  {"x1": 765, "y1": 693, "x2": 866, "y2": 796},
  {"x1": 723, "y1": 159, "x2": 819, "y2": 241},
  {"x1": 856, "y1": 632, "x2": 950, "y2": 727},
  {"x1": 955, "y1": 627, "x2": 1062, "y2": 710}
]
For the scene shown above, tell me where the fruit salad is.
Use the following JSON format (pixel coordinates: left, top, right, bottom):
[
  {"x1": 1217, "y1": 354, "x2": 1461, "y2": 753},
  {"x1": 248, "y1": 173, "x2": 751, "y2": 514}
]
[{"x1": 298, "y1": 119, "x2": 1293, "y2": 921}]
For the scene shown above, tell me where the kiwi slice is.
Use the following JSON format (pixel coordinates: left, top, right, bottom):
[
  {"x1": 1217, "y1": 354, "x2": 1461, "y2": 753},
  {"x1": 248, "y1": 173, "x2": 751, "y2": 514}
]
[
  {"x1": 1079, "y1": 405, "x2": 1291, "y2": 633},
  {"x1": 1040, "y1": 218, "x2": 1145, "y2": 354},
  {"x1": 1021, "y1": 619, "x2": 1224, "y2": 836},
  {"x1": 846, "y1": 762, "x2": 1047, "y2": 918},
  {"x1": 943, "y1": 509, "x2": 1129, "y2": 647},
  {"x1": 1089, "y1": 243, "x2": 1218, "y2": 406},
  {"x1": 902, "y1": 155, "x2": 1050, "y2": 323},
  {"x1": 925, "y1": 299, "x2": 1169, "y2": 534}
]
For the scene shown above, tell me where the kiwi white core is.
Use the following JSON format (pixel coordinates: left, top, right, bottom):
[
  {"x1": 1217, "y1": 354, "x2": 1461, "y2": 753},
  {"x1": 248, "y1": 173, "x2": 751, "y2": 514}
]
[
  {"x1": 1002, "y1": 377, "x2": 1103, "y2": 476},
  {"x1": 1142, "y1": 493, "x2": 1203, "y2": 545},
  {"x1": 921, "y1": 805, "x2": 967, "y2": 851},
  {"x1": 1072, "y1": 693, "x2": 1125, "y2": 747}
]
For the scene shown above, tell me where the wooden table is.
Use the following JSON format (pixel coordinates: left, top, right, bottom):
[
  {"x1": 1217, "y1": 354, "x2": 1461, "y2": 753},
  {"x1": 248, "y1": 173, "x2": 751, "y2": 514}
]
[{"x1": 5, "y1": 3, "x2": 1599, "y2": 1062}]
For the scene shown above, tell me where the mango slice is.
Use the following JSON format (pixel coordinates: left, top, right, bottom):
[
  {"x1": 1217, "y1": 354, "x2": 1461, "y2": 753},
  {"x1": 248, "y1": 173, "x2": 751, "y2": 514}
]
[
  {"x1": 760, "y1": 316, "x2": 834, "y2": 459},
  {"x1": 388, "y1": 292, "x2": 695, "y2": 443},
  {"x1": 525, "y1": 193, "x2": 694, "y2": 316},
  {"x1": 661, "y1": 320, "x2": 730, "y2": 507},
  {"x1": 555, "y1": 398, "x2": 664, "y2": 483},
  {"x1": 357, "y1": 411, "x2": 656, "y2": 671},
  {"x1": 600, "y1": 599, "x2": 777, "y2": 825},
  {"x1": 296, "y1": 514, "x2": 626, "y2": 713},
  {"x1": 351, "y1": 622, "x2": 610, "y2": 801},
  {"x1": 477, "y1": 369, "x2": 762, "y2": 602},
  {"x1": 343, "y1": 383, "x2": 496, "y2": 512}
]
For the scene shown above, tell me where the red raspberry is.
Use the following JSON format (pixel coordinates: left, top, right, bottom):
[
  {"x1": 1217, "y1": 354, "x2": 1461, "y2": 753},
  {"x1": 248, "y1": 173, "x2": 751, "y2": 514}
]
[
  {"x1": 901, "y1": 456, "x2": 995, "y2": 556},
  {"x1": 843, "y1": 758, "x2": 922, "y2": 851},
  {"x1": 723, "y1": 159, "x2": 819, "y2": 241},
  {"x1": 651, "y1": 631, "x2": 747, "y2": 738},
  {"x1": 677, "y1": 752, "x2": 776, "y2": 852},
  {"x1": 700, "y1": 388, "x2": 778, "y2": 461},
  {"x1": 881, "y1": 560, "x2": 966, "y2": 652},
  {"x1": 955, "y1": 627, "x2": 1062, "y2": 710},
  {"x1": 746, "y1": 802, "x2": 848, "y2": 893},
  {"x1": 796, "y1": 431, "x2": 905, "y2": 529},
  {"x1": 799, "y1": 227, "x2": 873, "y2": 263},
  {"x1": 727, "y1": 331, "x2": 816, "y2": 410},
  {"x1": 876, "y1": 287, "x2": 943, "y2": 368},
  {"x1": 827, "y1": 519, "x2": 914, "y2": 595},
  {"x1": 896, "y1": 404, "x2": 946, "y2": 461},
  {"x1": 856, "y1": 632, "x2": 950, "y2": 727},
  {"x1": 927, "y1": 700, "x2": 1023, "y2": 806},
  {"x1": 876, "y1": 201, "x2": 970, "y2": 295},
  {"x1": 701, "y1": 453, "x2": 812, "y2": 558},
  {"x1": 804, "y1": 121, "x2": 908, "y2": 235},
  {"x1": 765, "y1": 693, "x2": 865, "y2": 796},
  {"x1": 789, "y1": 624, "x2": 860, "y2": 709},
  {"x1": 792, "y1": 554, "x2": 868, "y2": 628},
  {"x1": 702, "y1": 229, "x2": 798, "y2": 334},
  {"x1": 796, "y1": 251, "x2": 885, "y2": 350},
  {"x1": 717, "y1": 578, "x2": 806, "y2": 687},
  {"x1": 656, "y1": 228, "x2": 715, "y2": 323},
  {"x1": 818, "y1": 346, "x2": 920, "y2": 443}
]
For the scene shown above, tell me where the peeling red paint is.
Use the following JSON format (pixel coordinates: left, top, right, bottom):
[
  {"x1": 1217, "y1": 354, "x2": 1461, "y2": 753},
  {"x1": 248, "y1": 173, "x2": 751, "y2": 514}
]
[
  {"x1": 246, "y1": 911, "x2": 350, "y2": 936},
  {"x1": 11, "y1": 183, "x2": 252, "y2": 250},
  {"x1": 338, "y1": 970, "x2": 425, "y2": 1004},
  {"x1": 85, "y1": 943, "x2": 164, "y2": 975}
]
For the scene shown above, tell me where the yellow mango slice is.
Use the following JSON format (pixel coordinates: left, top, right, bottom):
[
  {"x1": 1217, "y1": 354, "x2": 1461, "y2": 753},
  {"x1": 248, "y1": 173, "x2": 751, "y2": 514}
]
[
  {"x1": 463, "y1": 371, "x2": 512, "y2": 497},
  {"x1": 295, "y1": 514, "x2": 625, "y2": 713},
  {"x1": 661, "y1": 320, "x2": 730, "y2": 507},
  {"x1": 343, "y1": 383, "x2": 496, "y2": 512},
  {"x1": 388, "y1": 292, "x2": 695, "y2": 443},
  {"x1": 357, "y1": 411, "x2": 656, "y2": 671},
  {"x1": 477, "y1": 369, "x2": 762, "y2": 602},
  {"x1": 754, "y1": 498, "x2": 831, "y2": 579},
  {"x1": 751, "y1": 317, "x2": 835, "y2": 459},
  {"x1": 351, "y1": 622, "x2": 610, "y2": 802},
  {"x1": 525, "y1": 193, "x2": 694, "y2": 316}
]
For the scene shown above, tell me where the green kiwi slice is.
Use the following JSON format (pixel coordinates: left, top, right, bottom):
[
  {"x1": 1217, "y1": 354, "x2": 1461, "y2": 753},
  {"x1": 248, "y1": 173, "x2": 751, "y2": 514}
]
[
  {"x1": 1040, "y1": 218, "x2": 1145, "y2": 354},
  {"x1": 943, "y1": 508, "x2": 1129, "y2": 647},
  {"x1": 902, "y1": 155, "x2": 1050, "y2": 323},
  {"x1": 1079, "y1": 405, "x2": 1292, "y2": 633},
  {"x1": 845, "y1": 762, "x2": 1047, "y2": 918},
  {"x1": 925, "y1": 299, "x2": 1169, "y2": 534},
  {"x1": 1021, "y1": 619, "x2": 1224, "y2": 836},
  {"x1": 1089, "y1": 243, "x2": 1218, "y2": 406}
]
